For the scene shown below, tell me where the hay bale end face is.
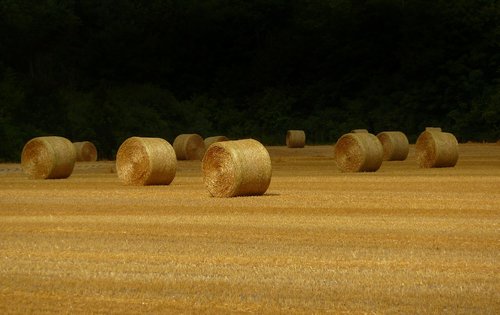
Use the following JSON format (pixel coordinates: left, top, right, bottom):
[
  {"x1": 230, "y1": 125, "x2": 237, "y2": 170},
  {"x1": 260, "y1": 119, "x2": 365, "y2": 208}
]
[
  {"x1": 286, "y1": 130, "x2": 306, "y2": 148},
  {"x1": 334, "y1": 133, "x2": 383, "y2": 172},
  {"x1": 204, "y1": 136, "x2": 229, "y2": 149},
  {"x1": 116, "y1": 137, "x2": 176, "y2": 185},
  {"x1": 73, "y1": 141, "x2": 98, "y2": 161},
  {"x1": 415, "y1": 130, "x2": 458, "y2": 168},
  {"x1": 351, "y1": 129, "x2": 369, "y2": 133},
  {"x1": 202, "y1": 139, "x2": 272, "y2": 197},
  {"x1": 376, "y1": 131, "x2": 409, "y2": 161},
  {"x1": 21, "y1": 136, "x2": 76, "y2": 179},
  {"x1": 173, "y1": 134, "x2": 205, "y2": 160}
]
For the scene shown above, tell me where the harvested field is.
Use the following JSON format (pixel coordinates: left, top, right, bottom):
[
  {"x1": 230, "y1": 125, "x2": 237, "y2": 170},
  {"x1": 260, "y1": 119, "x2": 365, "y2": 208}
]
[{"x1": 0, "y1": 143, "x2": 499, "y2": 314}]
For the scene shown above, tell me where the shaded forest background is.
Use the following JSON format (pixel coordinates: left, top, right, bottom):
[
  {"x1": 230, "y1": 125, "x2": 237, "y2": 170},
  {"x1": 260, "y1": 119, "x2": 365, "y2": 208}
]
[{"x1": 0, "y1": 0, "x2": 499, "y2": 161}]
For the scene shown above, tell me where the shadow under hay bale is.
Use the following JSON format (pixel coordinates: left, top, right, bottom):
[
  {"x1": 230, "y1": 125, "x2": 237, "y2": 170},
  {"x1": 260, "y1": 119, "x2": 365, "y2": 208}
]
[
  {"x1": 21, "y1": 136, "x2": 76, "y2": 179},
  {"x1": 204, "y1": 136, "x2": 229, "y2": 149},
  {"x1": 173, "y1": 134, "x2": 205, "y2": 160},
  {"x1": 202, "y1": 139, "x2": 272, "y2": 197},
  {"x1": 416, "y1": 130, "x2": 459, "y2": 168},
  {"x1": 334, "y1": 133, "x2": 383, "y2": 172},
  {"x1": 73, "y1": 141, "x2": 98, "y2": 162},
  {"x1": 286, "y1": 130, "x2": 306, "y2": 148},
  {"x1": 376, "y1": 131, "x2": 409, "y2": 161},
  {"x1": 116, "y1": 137, "x2": 176, "y2": 185}
]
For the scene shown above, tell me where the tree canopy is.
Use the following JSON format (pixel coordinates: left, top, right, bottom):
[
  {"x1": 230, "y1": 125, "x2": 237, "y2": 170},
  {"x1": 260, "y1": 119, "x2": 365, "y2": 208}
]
[{"x1": 0, "y1": 0, "x2": 499, "y2": 160}]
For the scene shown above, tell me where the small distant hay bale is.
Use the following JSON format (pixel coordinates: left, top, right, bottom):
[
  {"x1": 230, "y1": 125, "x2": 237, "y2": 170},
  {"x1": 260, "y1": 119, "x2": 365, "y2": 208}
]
[
  {"x1": 334, "y1": 133, "x2": 383, "y2": 172},
  {"x1": 73, "y1": 141, "x2": 98, "y2": 162},
  {"x1": 21, "y1": 136, "x2": 76, "y2": 179},
  {"x1": 415, "y1": 130, "x2": 458, "y2": 168},
  {"x1": 286, "y1": 130, "x2": 306, "y2": 148},
  {"x1": 351, "y1": 129, "x2": 369, "y2": 133},
  {"x1": 204, "y1": 136, "x2": 229, "y2": 149},
  {"x1": 116, "y1": 137, "x2": 176, "y2": 185},
  {"x1": 173, "y1": 134, "x2": 205, "y2": 160},
  {"x1": 376, "y1": 131, "x2": 409, "y2": 161},
  {"x1": 202, "y1": 139, "x2": 272, "y2": 197},
  {"x1": 425, "y1": 127, "x2": 442, "y2": 132}
]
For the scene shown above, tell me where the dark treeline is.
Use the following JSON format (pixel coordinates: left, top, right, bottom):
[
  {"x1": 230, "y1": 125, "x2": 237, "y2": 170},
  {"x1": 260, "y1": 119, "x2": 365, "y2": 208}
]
[{"x1": 0, "y1": 0, "x2": 499, "y2": 160}]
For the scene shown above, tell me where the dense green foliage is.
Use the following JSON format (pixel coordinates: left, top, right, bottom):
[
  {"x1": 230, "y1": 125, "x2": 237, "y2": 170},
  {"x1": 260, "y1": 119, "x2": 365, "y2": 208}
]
[{"x1": 0, "y1": 0, "x2": 499, "y2": 161}]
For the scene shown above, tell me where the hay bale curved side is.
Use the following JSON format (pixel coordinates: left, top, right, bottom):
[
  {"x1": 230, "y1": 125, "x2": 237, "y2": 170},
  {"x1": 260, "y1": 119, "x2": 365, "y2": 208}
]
[
  {"x1": 202, "y1": 139, "x2": 272, "y2": 197},
  {"x1": 286, "y1": 130, "x2": 306, "y2": 148},
  {"x1": 334, "y1": 133, "x2": 383, "y2": 172},
  {"x1": 351, "y1": 129, "x2": 369, "y2": 133},
  {"x1": 415, "y1": 131, "x2": 458, "y2": 168},
  {"x1": 376, "y1": 131, "x2": 409, "y2": 161},
  {"x1": 204, "y1": 136, "x2": 229, "y2": 149},
  {"x1": 425, "y1": 127, "x2": 442, "y2": 132},
  {"x1": 116, "y1": 137, "x2": 176, "y2": 185},
  {"x1": 21, "y1": 136, "x2": 76, "y2": 179},
  {"x1": 73, "y1": 141, "x2": 98, "y2": 161},
  {"x1": 173, "y1": 134, "x2": 205, "y2": 160}
]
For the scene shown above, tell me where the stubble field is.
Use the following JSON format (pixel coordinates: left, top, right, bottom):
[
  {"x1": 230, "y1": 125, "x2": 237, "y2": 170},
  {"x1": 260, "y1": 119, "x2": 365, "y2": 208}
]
[{"x1": 0, "y1": 143, "x2": 499, "y2": 314}]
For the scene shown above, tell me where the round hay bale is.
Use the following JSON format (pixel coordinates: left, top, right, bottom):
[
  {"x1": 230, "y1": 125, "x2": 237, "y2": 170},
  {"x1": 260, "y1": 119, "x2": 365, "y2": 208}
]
[
  {"x1": 425, "y1": 127, "x2": 442, "y2": 132},
  {"x1": 21, "y1": 136, "x2": 76, "y2": 179},
  {"x1": 202, "y1": 139, "x2": 272, "y2": 197},
  {"x1": 73, "y1": 141, "x2": 98, "y2": 162},
  {"x1": 204, "y1": 136, "x2": 229, "y2": 149},
  {"x1": 334, "y1": 133, "x2": 383, "y2": 172},
  {"x1": 351, "y1": 129, "x2": 369, "y2": 133},
  {"x1": 116, "y1": 137, "x2": 176, "y2": 185},
  {"x1": 376, "y1": 131, "x2": 409, "y2": 161},
  {"x1": 415, "y1": 130, "x2": 458, "y2": 168},
  {"x1": 286, "y1": 130, "x2": 306, "y2": 148},
  {"x1": 173, "y1": 134, "x2": 205, "y2": 160}
]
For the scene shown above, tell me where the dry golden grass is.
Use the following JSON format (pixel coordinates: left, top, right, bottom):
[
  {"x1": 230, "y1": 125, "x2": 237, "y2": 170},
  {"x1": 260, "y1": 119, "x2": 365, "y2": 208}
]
[{"x1": 0, "y1": 143, "x2": 499, "y2": 314}]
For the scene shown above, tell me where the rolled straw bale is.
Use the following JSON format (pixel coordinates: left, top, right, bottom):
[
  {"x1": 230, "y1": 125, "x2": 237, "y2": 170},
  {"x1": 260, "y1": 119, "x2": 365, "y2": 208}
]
[
  {"x1": 351, "y1": 129, "x2": 369, "y2": 133},
  {"x1": 425, "y1": 127, "x2": 442, "y2": 132},
  {"x1": 202, "y1": 139, "x2": 272, "y2": 197},
  {"x1": 415, "y1": 130, "x2": 458, "y2": 168},
  {"x1": 73, "y1": 141, "x2": 98, "y2": 162},
  {"x1": 376, "y1": 131, "x2": 409, "y2": 161},
  {"x1": 21, "y1": 136, "x2": 76, "y2": 179},
  {"x1": 334, "y1": 133, "x2": 383, "y2": 172},
  {"x1": 286, "y1": 130, "x2": 306, "y2": 148},
  {"x1": 204, "y1": 136, "x2": 229, "y2": 149},
  {"x1": 116, "y1": 137, "x2": 176, "y2": 185},
  {"x1": 173, "y1": 134, "x2": 205, "y2": 160}
]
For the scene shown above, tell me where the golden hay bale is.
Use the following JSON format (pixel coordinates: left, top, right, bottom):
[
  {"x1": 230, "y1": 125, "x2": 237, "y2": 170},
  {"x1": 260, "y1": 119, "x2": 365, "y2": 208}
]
[
  {"x1": 425, "y1": 127, "x2": 442, "y2": 132},
  {"x1": 202, "y1": 139, "x2": 272, "y2": 197},
  {"x1": 286, "y1": 130, "x2": 306, "y2": 148},
  {"x1": 334, "y1": 133, "x2": 383, "y2": 172},
  {"x1": 173, "y1": 134, "x2": 205, "y2": 160},
  {"x1": 21, "y1": 136, "x2": 76, "y2": 179},
  {"x1": 415, "y1": 130, "x2": 459, "y2": 168},
  {"x1": 73, "y1": 141, "x2": 98, "y2": 162},
  {"x1": 116, "y1": 137, "x2": 176, "y2": 185},
  {"x1": 204, "y1": 136, "x2": 229, "y2": 149},
  {"x1": 376, "y1": 131, "x2": 409, "y2": 161},
  {"x1": 351, "y1": 129, "x2": 369, "y2": 133}
]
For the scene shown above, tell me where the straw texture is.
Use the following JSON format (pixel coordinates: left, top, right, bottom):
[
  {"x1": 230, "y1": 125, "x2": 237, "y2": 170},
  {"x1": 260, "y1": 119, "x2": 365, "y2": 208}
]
[
  {"x1": 202, "y1": 139, "x2": 272, "y2": 197},
  {"x1": 116, "y1": 137, "x2": 176, "y2": 185},
  {"x1": 351, "y1": 129, "x2": 369, "y2": 133},
  {"x1": 334, "y1": 133, "x2": 383, "y2": 172},
  {"x1": 286, "y1": 130, "x2": 306, "y2": 148},
  {"x1": 376, "y1": 131, "x2": 409, "y2": 161},
  {"x1": 21, "y1": 136, "x2": 76, "y2": 179},
  {"x1": 204, "y1": 136, "x2": 229, "y2": 149},
  {"x1": 173, "y1": 134, "x2": 205, "y2": 160},
  {"x1": 415, "y1": 131, "x2": 459, "y2": 168},
  {"x1": 73, "y1": 141, "x2": 98, "y2": 162}
]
